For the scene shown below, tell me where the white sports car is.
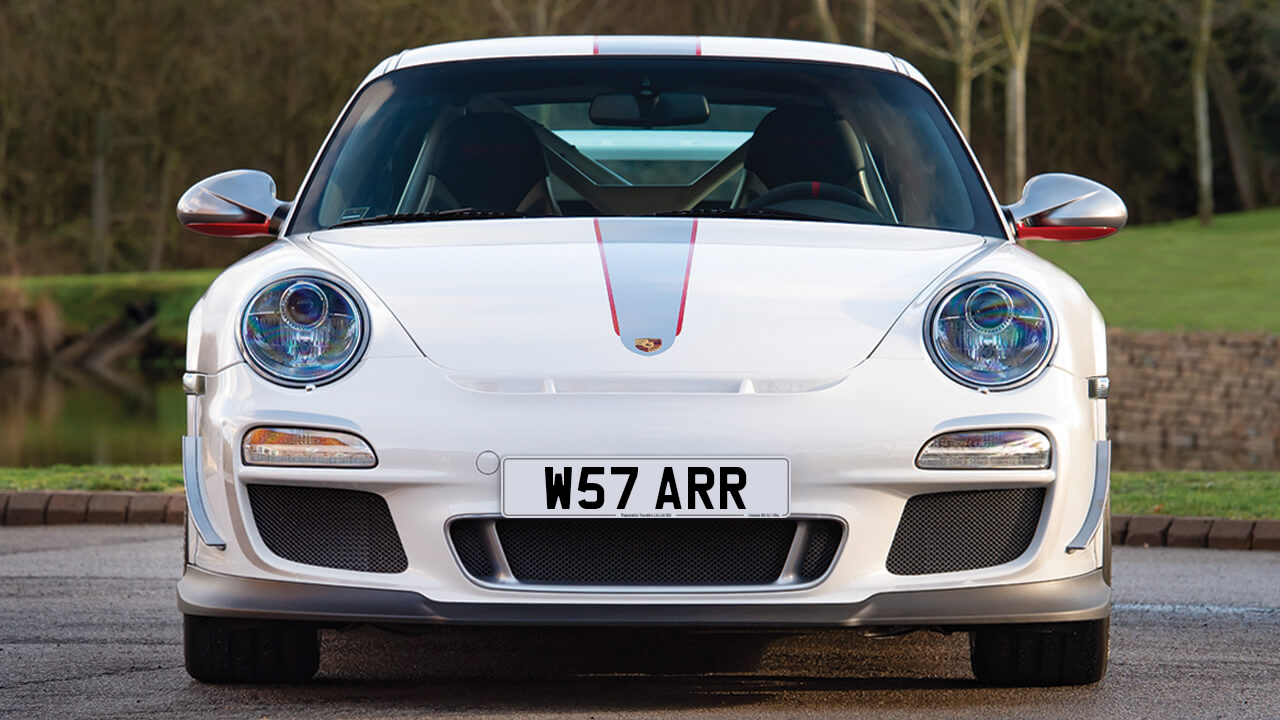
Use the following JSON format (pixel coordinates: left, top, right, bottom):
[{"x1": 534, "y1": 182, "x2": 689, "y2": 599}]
[{"x1": 175, "y1": 35, "x2": 1125, "y2": 686}]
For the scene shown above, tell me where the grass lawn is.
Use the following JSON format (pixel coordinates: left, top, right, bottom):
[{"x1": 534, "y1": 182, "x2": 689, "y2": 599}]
[
  {"x1": 1029, "y1": 207, "x2": 1280, "y2": 333},
  {"x1": 1, "y1": 465, "x2": 1275, "y2": 520},
  {"x1": 0, "y1": 465, "x2": 183, "y2": 493},
  {"x1": 1110, "y1": 470, "x2": 1280, "y2": 520}
]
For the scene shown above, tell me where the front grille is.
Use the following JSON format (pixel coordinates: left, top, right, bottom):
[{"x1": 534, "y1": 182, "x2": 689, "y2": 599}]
[
  {"x1": 886, "y1": 487, "x2": 1045, "y2": 575},
  {"x1": 246, "y1": 484, "x2": 407, "y2": 573},
  {"x1": 449, "y1": 517, "x2": 843, "y2": 587}
]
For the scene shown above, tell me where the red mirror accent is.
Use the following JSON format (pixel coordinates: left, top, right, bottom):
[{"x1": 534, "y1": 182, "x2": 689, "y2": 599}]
[
  {"x1": 1016, "y1": 224, "x2": 1118, "y2": 242},
  {"x1": 185, "y1": 221, "x2": 272, "y2": 238}
]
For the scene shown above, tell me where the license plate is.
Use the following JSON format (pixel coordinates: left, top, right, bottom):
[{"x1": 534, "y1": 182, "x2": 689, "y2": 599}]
[{"x1": 501, "y1": 457, "x2": 789, "y2": 518}]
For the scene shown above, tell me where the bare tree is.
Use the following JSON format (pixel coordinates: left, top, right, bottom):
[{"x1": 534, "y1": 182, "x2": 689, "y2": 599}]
[
  {"x1": 993, "y1": 0, "x2": 1044, "y2": 200},
  {"x1": 1191, "y1": 0, "x2": 1215, "y2": 225},
  {"x1": 880, "y1": 0, "x2": 1005, "y2": 137},
  {"x1": 813, "y1": 0, "x2": 841, "y2": 43},
  {"x1": 697, "y1": 0, "x2": 766, "y2": 35},
  {"x1": 491, "y1": 0, "x2": 632, "y2": 35},
  {"x1": 863, "y1": 0, "x2": 877, "y2": 47}
]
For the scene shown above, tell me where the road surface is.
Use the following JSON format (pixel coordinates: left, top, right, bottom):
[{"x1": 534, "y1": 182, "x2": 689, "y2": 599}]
[{"x1": 1, "y1": 525, "x2": 1277, "y2": 719}]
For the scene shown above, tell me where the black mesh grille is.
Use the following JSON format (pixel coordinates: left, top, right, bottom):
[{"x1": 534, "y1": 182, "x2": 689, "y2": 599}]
[
  {"x1": 886, "y1": 487, "x2": 1045, "y2": 575},
  {"x1": 449, "y1": 518, "x2": 843, "y2": 586},
  {"x1": 449, "y1": 519, "x2": 494, "y2": 578},
  {"x1": 799, "y1": 519, "x2": 842, "y2": 581},
  {"x1": 246, "y1": 484, "x2": 407, "y2": 574}
]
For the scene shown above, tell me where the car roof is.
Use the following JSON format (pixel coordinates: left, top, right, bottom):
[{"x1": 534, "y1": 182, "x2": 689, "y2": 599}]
[{"x1": 361, "y1": 35, "x2": 927, "y2": 88}]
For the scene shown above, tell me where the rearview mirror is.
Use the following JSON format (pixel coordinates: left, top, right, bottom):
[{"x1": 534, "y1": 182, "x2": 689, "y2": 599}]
[
  {"x1": 176, "y1": 169, "x2": 291, "y2": 238},
  {"x1": 1005, "y1": 173, "x2": 1127, "y2": 242},
  {"x1": 589, "y1": 92, "x2": 710, "y2": 127}
]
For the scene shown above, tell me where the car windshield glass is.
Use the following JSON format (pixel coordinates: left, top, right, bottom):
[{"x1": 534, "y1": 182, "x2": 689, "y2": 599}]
[{"x1": 290, "y1": 57, "x2": 1002, "y2": 236}]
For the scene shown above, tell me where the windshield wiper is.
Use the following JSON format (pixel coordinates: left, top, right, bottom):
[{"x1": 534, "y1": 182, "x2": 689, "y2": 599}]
[
  {"x1": 655, "y1": 207, "x2": 843, "y2": 223},
  {"x1": 330, "y1": 208, "x2": 527, "y2": 229}
]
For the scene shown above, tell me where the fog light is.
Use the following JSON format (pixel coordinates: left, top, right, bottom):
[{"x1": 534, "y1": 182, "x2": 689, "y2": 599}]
[
  {"x1": 916, "y1": 429, "x2": 1050, "y2": 469},
  {"x1": 242, "y1": 427, "x2": 376, "y2": 467}
]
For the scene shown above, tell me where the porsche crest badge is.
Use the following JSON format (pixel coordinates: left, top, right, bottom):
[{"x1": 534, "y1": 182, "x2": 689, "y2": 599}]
[{"x1": 634, "y1": 337, "x2": 663, "y2": 353}]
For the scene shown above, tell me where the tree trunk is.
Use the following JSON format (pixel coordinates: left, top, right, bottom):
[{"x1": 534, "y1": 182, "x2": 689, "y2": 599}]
[
  {"x1": 863, "y1": 0, "x2": 876, "y2": 48},
  {"x1": 148, "y1": 151, "x2": 173, "y2": 271},
  {"x1": 1208, "y1": 49, "x2": 1256, "y2": 211},
  {"x1": 956, "y1": 64, "x2": 974, "y2": 138},
  {"x1": 1192, "y1": 0, "x2": 1214, "y2": 226},
  {"x1": 1004, "y1": 59, "x2": 1026, "y2": 201},
  {"x1": 996, "y1": 0, "x2": 1037, "y2": 202},
  {"x1": 91, "y1": 112, "x2": 111, "y2": 273},
  {"x1": 813, "y1": 0, "x2": 840, "y2": 43}
]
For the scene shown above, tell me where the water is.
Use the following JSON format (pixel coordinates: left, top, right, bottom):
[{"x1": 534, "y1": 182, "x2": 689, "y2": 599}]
[
  {"x1": 0, "y1": 368, "x2": 184, "y2": 467},
  {"x1": 0, "y1": 368, "x2": 1275, "y2": 470}
]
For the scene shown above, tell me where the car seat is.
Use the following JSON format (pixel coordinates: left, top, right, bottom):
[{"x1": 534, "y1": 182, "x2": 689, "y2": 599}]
[
  {"x1": 417, "y1": 112, "x2": 559, "y2": 215},
  {"x1": 732, "y1": 105, "x2": 868, "y2": 208}
]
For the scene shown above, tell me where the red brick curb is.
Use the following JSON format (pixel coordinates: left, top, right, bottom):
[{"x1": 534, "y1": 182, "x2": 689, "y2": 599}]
[
  {"x1": 0, "y1": 491, "x2": 186, "y2": 526},
  {"x1": 1112, "y1": 514, "x2": 1278, "y2": 550}
]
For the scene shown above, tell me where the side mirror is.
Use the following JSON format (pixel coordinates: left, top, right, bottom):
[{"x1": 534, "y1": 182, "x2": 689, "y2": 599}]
[
  {"x1": 176, "y1": 169, "x2": 292, "y2": 238},
  {"x1": 1005, "y1": 173, "x2": 1127, "y2": 242}
]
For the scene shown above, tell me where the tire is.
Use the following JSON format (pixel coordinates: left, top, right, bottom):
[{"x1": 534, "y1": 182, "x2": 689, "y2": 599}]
[
  {"x1": 969, "y1": 618, "x2": 1109, "y2": 686},
  {"x1": 184, "y1": 614, "x2": 320, "y2": 684}
]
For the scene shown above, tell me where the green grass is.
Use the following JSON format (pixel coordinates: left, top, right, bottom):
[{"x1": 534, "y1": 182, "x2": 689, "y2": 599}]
[
  {"x1": 9, "y1": 269, "x2": 219, "y2": 346},
  {"x1": 1029, "y1": 208, "x2": 1280, "y2": 333},
  {"x1": 1111, "y1": 471, "x2": 1280, "y2": 520},
  {"x1": 0, "y1": 464, "x2": 184, "y2": 493}
]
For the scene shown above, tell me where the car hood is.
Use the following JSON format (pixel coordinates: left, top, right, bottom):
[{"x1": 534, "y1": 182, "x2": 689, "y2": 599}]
[{"x1": 308, "y1": 217, "x2": 988, "y2": 384}]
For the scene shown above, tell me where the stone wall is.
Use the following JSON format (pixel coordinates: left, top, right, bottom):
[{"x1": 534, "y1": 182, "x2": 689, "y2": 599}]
[{"x1": 1108, "y1": 330, "x2": 1280, "y2": 470}]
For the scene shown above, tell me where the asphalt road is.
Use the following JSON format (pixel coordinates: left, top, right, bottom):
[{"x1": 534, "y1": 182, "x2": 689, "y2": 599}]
[{"x1": 1, "y1": 526, "x2": 1277, "y2": 719}]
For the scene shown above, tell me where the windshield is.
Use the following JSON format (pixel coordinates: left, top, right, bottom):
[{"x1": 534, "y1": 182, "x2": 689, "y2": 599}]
[{"x1": 289, "y1": 57, "x2": 1003, "y2": 236}]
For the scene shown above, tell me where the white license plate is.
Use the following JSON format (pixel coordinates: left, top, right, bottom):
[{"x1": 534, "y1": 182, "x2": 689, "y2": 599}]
[{"x1": 501, "y1": 457, "x2": 789, "y2": 518}]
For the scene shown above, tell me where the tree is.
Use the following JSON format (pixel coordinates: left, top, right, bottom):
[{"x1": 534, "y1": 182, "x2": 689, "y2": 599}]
[
  {"x1": 880, "y1": 0, "x2": 1006, "y2": 136},
  {"x1": 490, "y1": 0, "x2": 634, "y2": 35},
  {"x1": 813, "y1": 0, "x2": 841, "y2": 43},
  {"x1": 994, "y1": 0, "x2": 1045, "y2": 200},
  {"x1": 1191, "y1": 0, "x2": 1215, "y2": 224}
]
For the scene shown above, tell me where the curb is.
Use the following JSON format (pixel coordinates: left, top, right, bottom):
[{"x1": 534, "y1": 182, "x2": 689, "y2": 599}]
[
  {"x1": 1111, "y1": 514, "x2": 1280, "y2": 551},
  {"x1": 0, "y1": 491, "x2": 185, "y2": 527},
  {"x1": 1, "y1": 492, "x2": 1278, "y2": 551}
]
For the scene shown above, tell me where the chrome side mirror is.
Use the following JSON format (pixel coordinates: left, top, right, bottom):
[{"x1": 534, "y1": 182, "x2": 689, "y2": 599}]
[
  {"x1": 176, "y1": 170, "x2": 292, "y2": 238},
  {"x1": 1005, "y1": 173, "x2": 1127, "y2": 242}
]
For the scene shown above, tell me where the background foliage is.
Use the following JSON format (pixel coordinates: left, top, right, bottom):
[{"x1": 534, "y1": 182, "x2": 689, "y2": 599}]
[{"x1": 1, "y1": 0, "x2": 1277, "y2": 275}]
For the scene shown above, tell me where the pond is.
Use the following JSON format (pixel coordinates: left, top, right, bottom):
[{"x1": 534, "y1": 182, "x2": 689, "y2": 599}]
[
  {"x1": 0, "y1": 367, "x2": 184, "y2": 466},
  {"x1": 0, "y1": 367, "x2": 1276, "y2": 471}
]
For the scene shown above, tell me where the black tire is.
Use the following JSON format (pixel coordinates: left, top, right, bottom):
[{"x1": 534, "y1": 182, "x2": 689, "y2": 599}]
[
  {"x1": 184, "y1": 614, "x2": 320, "y2": 684},
  {"x1": 969, "y1": 618, "x2": 1109, "y2": 686}
]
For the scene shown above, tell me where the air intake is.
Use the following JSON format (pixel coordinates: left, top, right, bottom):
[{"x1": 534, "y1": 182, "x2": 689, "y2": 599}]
[
  {"x1": 450, "y1": 517, "x2": 842, "y2": 588},
  {"x1": 246, "y1": 484, "x2": 407, "y2": 574},
  {"x1": 886, "y1": 487, "x2": 1045, "y2": 575}
]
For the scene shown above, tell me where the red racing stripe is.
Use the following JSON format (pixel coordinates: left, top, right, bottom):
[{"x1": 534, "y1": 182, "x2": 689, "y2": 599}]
[
  {"x1": 593, "y1": 218, "x2": 621, "y2": 335},
  {"x1": 675, "y1": 219, "x2": 698, "y2": 335}
]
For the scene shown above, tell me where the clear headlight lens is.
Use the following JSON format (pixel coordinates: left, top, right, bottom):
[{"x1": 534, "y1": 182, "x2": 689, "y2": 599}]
[
  {"x1": 241, "y1": 276, "x2": 365, "y2": 385},
  {"x1": 243, "y1": 427, "x2": 376, "y2": 467},
  {"x1": 916, "y1": 429, "x2": 1051, "y2": 469},
  {"x1": 928, "y1": 279, "x2": 1053, "y2": 388}
]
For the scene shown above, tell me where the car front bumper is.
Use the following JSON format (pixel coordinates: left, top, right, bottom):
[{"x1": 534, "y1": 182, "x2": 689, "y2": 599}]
[
  {"x1": 181, "y1": 355, "x2": 1109, "y2": 622},
  {"x1": 178, "y1": 565, "x2": 1110, "y2": 627}
]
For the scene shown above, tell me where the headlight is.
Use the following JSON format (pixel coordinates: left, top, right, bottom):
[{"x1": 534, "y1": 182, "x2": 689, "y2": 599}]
[
  {"x1": 927, "y1": 279, "x2": 1053, "y2": 388},
  {"x1": 240, "y1": 276, "x2": 366, "y2": 385}
]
